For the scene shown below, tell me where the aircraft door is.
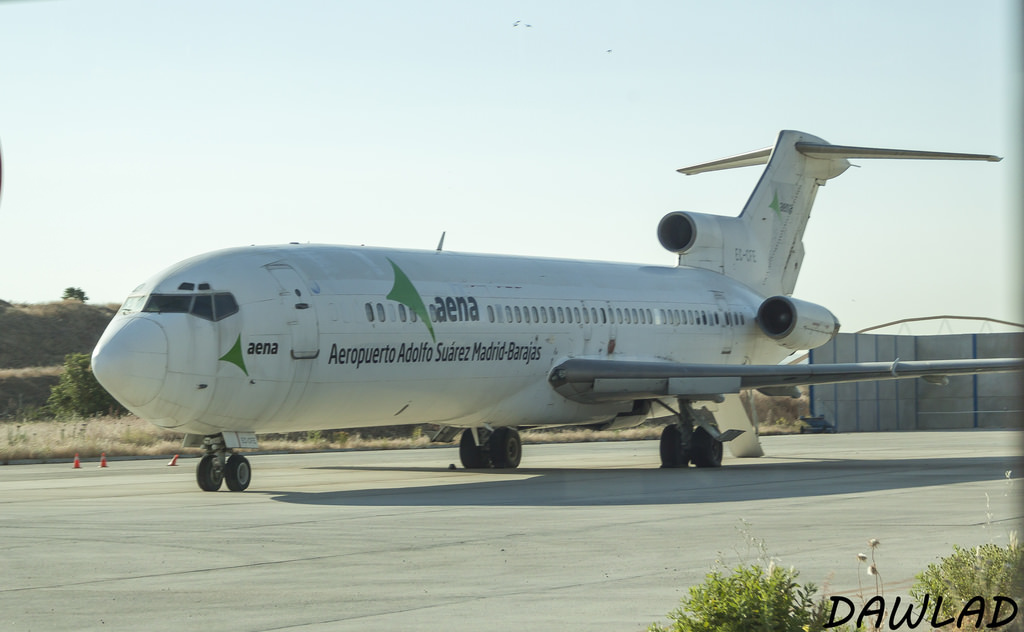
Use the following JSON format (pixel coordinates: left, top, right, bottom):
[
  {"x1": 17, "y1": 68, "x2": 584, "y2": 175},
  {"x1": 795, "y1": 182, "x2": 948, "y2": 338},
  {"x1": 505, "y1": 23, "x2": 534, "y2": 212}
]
[
  {"x1": 265, "y1": 263, "x2": 320, "y2": 359},
  {"x1": 712, "y1": 291, "x2": 734, "y2": 355}
]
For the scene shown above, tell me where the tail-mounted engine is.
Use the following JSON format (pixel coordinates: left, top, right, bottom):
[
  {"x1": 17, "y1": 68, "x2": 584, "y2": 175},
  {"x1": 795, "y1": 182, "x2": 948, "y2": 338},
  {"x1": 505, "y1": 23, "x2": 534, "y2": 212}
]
[
  {"x1": 657, "y1": 211, "x2": 763, "y2": 281},
  {"x1": 756, "y1": 296, "x2": 839, "y2": 350}
]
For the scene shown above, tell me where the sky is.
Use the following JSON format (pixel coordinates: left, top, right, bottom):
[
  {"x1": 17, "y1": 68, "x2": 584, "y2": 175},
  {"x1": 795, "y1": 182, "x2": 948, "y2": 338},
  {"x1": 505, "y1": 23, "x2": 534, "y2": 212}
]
[{"x1": 0, "y1": 0, "x2": 1019, "y2": 334}]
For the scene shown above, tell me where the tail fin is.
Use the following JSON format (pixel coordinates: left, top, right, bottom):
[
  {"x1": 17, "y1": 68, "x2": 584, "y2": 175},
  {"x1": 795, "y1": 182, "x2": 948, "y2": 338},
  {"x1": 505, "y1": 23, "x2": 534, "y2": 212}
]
[{"x1": 675, "y1": 130, "x2": 1001, "y2": 296}]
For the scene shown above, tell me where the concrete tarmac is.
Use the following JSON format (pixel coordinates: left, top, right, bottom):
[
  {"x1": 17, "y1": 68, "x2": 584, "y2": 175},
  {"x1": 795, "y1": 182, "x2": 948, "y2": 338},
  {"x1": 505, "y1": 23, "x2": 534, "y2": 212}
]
[{"x1": 1, "y1": 430, "x2": 1021, "y2": 631}]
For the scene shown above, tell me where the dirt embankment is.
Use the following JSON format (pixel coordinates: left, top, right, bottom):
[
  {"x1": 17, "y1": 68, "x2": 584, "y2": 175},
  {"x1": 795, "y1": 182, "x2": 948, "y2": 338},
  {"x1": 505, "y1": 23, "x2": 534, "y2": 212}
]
[{"x1": 0, "y1": 300, "x2": 117, "y2": 417}]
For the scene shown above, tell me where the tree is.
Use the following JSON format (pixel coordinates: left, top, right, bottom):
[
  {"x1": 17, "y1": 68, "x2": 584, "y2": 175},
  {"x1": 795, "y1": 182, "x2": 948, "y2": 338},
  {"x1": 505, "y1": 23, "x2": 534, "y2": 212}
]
[
  {"x1": 62, "y1": 287, "x2": 88, "y2": 302},
  {"x1": 47, "y1": 353, "x2": 127, "y2": 418}
]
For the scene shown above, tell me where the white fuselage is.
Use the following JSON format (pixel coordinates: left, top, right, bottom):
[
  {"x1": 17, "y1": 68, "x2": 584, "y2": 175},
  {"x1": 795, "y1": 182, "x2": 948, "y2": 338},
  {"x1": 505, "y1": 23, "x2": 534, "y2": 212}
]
[{"x1": 93, "y1": 244, "x2": 785, "y2": 436}]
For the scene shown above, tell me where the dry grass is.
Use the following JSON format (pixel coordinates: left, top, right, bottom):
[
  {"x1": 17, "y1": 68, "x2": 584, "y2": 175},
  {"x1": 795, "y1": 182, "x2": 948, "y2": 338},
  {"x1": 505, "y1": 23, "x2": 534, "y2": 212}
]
[
  {"x1": 0, "y1": 366, "x2": 64, "y2": 379},
  {"x1": 1, "y1": 402, "x2": 804, "y2": 464}
]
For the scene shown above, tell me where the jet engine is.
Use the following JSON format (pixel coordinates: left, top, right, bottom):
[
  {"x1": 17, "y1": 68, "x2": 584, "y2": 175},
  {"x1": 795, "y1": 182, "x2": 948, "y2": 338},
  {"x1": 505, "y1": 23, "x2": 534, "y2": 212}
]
[
  {"x1": 756, "y1": 296, "x2": 839, "y2": 350},
  {"x1": 658, "y1": 211, "x2": 726, "y2": 254}
]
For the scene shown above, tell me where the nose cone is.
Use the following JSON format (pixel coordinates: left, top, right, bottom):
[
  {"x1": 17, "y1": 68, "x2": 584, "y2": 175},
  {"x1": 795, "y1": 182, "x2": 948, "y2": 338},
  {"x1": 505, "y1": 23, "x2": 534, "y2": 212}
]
[{"x1": 92, "y1": 317, "x2": 168, "y2": 408}]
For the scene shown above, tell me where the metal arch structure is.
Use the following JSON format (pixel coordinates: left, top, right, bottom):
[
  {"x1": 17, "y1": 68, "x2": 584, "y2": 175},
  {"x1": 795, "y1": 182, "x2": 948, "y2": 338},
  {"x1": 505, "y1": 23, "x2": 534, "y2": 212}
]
[{"x1": 856, "y1": 316, "x2": 1024, "y2": 335}]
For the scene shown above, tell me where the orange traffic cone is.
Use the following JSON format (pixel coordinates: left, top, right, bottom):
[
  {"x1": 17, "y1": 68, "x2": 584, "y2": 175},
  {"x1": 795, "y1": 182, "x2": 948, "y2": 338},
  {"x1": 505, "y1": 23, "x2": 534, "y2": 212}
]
[
  {"x1": 167, "y1": 454, "x2": 179, "y2": 467},
  {"x1": 99, "y1": 453, "x2": 108, "y2": 468},
  {"x1": 73, "y1": 453, "x2": 81, "y2": 469}
]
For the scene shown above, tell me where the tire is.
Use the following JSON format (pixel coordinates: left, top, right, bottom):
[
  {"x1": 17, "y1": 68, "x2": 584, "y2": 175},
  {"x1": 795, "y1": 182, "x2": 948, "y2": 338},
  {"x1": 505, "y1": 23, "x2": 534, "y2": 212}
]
[
  {"x1": 196, "y1": 454, "x2": 224, "y2": 492},
  {"x1": 224, "y1": 454, "x2": 252, "y2": 492},
  {"x1": 659, "y1": 425, "x2": 688, "y2": 468},
  {"x1": 459, "y1": 429, "x2": 489, "y2": 469},
  {"x1": 489, "y1": 427, "x2": 522, "y2": 469},
  {"x1": 691, "y1": 427, "x2": 723, "y2": 468}
]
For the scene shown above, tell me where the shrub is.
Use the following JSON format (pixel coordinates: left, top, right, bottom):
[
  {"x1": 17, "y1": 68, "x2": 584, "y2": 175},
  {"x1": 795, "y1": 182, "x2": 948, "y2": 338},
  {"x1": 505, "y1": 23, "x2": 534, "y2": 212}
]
[
  {"x1": 47, "y1": 353, "x2": 127, "y2": 419},
  {"x1": 910, "y1": 538, "x2": 1023, "y2": 630},
  {"x1": 649, "y1": 562, "x2": 831, "y2": 632}
]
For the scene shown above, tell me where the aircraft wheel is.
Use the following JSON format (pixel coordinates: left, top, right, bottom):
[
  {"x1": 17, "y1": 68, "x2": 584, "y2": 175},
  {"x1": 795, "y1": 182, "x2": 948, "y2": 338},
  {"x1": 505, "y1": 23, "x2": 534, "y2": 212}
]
[
  {"x1": 489, "y1": 427, "x2": 522, "y2": 469},
  {"x1": 459, "y1": 429, "x2": 490, "y2": 469},
  {"x1": 224, "y1": 454, "x2": 252, "y2": 492},
  {"x1": 196, "y1": 454, "x2": 224, "y2": 492},
  {"x1": 659, "y1": 425, "x2": 689, "y2": 468},
  {"x1": 691, "y1": 427, "x2": 723, "y2": 468}
]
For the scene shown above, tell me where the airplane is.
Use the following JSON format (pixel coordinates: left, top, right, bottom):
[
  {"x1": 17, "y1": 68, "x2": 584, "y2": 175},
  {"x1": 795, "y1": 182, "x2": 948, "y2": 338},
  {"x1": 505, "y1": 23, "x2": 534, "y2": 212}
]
[{"x1": 88, "y1": 130, "x2": 1020, "y2": 492}]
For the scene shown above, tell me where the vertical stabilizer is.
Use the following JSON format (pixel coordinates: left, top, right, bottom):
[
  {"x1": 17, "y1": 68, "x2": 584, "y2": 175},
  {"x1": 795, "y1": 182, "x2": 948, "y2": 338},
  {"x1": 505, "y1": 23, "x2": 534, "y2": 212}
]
[{"x1": 734, "y1": 130, "x2": 849, "y2": 295}]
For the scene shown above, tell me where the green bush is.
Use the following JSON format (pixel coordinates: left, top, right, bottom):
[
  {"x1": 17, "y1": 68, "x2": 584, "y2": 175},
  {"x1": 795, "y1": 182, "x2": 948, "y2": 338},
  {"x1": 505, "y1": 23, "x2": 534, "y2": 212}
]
[
  {"x1": 650, "y1": 562, "x2": 831, "y2": 632},
  {"x1": 910, "y1": 539, "x2": 1023, "y2": 630},
  {"x1": 47, "y1": 353, "x2": 127, "y2": 419}
]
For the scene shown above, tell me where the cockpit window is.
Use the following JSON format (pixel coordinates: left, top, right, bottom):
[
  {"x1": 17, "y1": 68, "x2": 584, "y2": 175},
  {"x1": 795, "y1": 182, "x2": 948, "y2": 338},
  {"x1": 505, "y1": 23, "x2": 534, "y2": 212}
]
[
  {"x1": 119, "y1": 295, "x2": 147, "y2": 315},
  {"x1": 213, "y1": 293, "x2": 239, "y2": 320},
  {"x1": 144, "y1": 294, "x2": 193, "y2": 314},
  {"x1": 142, "y1": 292, "x2": 239, "y2": 322},
  {"x1": 191, "y1": 295, "x2": 214, "y2": 320}
]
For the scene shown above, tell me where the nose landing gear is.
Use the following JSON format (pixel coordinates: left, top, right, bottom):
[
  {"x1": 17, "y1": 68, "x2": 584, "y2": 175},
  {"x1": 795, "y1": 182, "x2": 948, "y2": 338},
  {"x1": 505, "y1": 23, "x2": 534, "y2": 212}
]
[{"x1": 192, "y1": 434, "x2": 253, "y2": 492}]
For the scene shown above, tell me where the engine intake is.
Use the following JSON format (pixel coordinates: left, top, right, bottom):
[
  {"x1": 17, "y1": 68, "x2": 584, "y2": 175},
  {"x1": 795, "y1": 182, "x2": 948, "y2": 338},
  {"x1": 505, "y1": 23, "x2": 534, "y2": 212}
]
[
  {"x1": 756, "y1": 296, "x2": 839, "y2": 350},
  {"x1": 657, "y1": 211, "x2": 723, "y2": 254}
]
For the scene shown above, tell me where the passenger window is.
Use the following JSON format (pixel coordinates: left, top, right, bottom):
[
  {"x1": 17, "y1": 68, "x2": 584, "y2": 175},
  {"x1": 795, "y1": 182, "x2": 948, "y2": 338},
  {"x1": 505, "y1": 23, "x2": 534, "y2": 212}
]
[
  {"x1": 514, "y1": 306, "x2": 522, "y2": 323},
  {"x1": 365, "y1": 303, "x2": 375, "y2": 322},
  {"x1": 557, "y1": 307, "x2": 565, "y2": 323},
  {"x1": 487, "y1": 305, "x2": 494, "y2": 323},
  {"x1": 523, "y1": 306, "x2": 531, "y2": 324},
  {"x1": 531, "y1": 306, "x2": 539, "y2": 323},
  {"x1": 582, "y1": 308, "x2": 590, "y2": 324},
  {"x1": 573, "y1": 307, "x2": 581, "y2": 323},
  {"x1": 540, "y1": 307, "x2": 548, "y2": 324},
  {"x1": 376, "y1": 303, "x2": 386, "y2": 322},
  {"x1": 505, "y1": 306, "x2": 513, "y2": 322},
  {"x1": 399, "y1": 304, "x2": 408, "y2": 322}
]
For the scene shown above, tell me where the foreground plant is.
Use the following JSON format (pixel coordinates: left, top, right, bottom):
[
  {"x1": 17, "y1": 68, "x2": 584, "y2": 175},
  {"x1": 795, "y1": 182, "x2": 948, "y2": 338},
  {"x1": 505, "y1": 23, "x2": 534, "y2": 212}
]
[
  {"x1": 910, "y1": 535, "x2": 1023, "y2": 631},
  {"x1": 649, "y1": 560, "x2": 833, "y2": 632}
]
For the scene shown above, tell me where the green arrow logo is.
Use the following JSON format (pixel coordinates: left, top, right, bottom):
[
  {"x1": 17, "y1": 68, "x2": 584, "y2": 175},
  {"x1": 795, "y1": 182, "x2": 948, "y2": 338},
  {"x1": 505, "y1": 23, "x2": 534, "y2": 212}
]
[
  {"x1": 769, "y1": 191, "x2": 782, "y2": 221},
  {"x1": 219, "y1": 334, "x2": 249, "y2": 375},
  {"x1": 386, "y1": 258, "x2": 435, "y2": 342}
]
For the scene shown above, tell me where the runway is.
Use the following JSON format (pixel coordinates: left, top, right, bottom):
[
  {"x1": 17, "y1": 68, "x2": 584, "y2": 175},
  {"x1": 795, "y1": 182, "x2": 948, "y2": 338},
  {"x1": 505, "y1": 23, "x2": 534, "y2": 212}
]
[{"x1": 1, "y1": 430, "x2": 1021, "y2": 631}]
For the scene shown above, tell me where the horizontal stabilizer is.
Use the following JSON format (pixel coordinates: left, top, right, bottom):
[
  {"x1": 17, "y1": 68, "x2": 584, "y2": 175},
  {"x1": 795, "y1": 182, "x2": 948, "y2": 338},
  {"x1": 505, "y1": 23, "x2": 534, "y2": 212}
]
[
  {"x1": 794, "y1": 142, "x2": 1002, "y2": 163},
  {"x1": 677, "y1": 147, "x2": 771, "y2": 175},
  {"x1": 677, "y1": 136, "x2": 1001, "y2": 176}
]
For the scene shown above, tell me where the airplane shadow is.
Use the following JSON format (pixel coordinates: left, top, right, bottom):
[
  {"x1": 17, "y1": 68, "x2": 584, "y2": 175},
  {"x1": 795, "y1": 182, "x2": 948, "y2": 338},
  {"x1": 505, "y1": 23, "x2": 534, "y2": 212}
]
[{"x1": 259, "y1": 454, "x2": 1020, "y2": 508}]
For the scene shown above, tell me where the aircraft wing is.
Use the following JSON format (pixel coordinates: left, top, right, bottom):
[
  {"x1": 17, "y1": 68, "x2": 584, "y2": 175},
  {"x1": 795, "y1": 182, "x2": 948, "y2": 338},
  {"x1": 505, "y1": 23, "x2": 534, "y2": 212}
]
[{"x1": 548, "y1": 357, "x2": 1023, "y2": 403}]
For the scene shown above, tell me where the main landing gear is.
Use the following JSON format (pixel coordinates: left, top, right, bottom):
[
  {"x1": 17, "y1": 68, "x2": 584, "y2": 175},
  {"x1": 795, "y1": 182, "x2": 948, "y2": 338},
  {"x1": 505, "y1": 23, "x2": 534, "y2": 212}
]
[
  {"x1": 459, "y1": 427, "x2": 523, "y2": 469},
  {"x1": 195, "y1": 434, "x2": 252, "y2": 492},
  {"x1": 658, "y1": 401, "x2": 729, "y2": 469}
]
